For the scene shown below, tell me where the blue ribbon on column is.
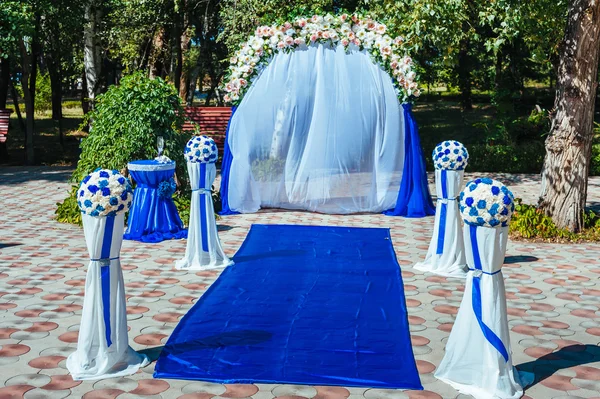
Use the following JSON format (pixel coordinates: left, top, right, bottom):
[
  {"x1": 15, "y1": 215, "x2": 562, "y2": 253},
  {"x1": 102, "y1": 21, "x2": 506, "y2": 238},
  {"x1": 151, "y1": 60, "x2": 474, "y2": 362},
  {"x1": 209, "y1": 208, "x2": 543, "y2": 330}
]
[
  {"x1": 199, "y1": 163, "x2": 209, "y2": 252},
  {"x1": 469, "y1": 225, "x2": 509, "y2": 362},
  {"x1": 384, "y1": 103, "x2": 435, "y2": 217},
  {"x1": 219, "y1": 106, "x2": 240, "y2": 215},
  {"x1": 99, "y1": 216, "x2": 114, "y2": 347},
  {"x1": 436, "y1": 169, "x2": 448, "y2": 255}
]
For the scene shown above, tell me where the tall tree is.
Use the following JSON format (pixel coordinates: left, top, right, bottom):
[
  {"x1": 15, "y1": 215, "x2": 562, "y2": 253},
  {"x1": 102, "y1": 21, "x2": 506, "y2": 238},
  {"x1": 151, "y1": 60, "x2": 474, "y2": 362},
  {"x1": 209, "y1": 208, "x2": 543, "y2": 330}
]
[
  {"x1": 538, "y1": 0, "x2": 600, "y2": 232},
  {"x1": 83, "y1": 0, "x2": 104, "y2": 109}
]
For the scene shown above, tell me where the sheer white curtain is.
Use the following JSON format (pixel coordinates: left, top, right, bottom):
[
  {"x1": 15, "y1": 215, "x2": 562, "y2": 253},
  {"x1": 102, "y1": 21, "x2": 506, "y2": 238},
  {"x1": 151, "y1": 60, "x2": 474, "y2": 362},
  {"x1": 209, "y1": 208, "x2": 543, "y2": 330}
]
[{"x1": 226, "y1": 43, "x2": 405, "y2": 214}]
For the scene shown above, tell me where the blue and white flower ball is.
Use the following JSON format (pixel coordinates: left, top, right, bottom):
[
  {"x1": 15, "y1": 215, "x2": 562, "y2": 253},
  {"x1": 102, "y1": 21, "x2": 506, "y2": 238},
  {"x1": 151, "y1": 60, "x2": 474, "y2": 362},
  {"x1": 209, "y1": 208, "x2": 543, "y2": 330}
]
[
  {"x1": 460, "y1": 178, "x2": 515, "y2": 227},
  {"x1": 185, "y1": 135, "x2": 218, "y2": 163},
  {"x1": 432, "y1": 140, "x2": 469, "y2": 170},
  {"x1": 77, "y1": 169, "x2": 134, "y2": 217}
]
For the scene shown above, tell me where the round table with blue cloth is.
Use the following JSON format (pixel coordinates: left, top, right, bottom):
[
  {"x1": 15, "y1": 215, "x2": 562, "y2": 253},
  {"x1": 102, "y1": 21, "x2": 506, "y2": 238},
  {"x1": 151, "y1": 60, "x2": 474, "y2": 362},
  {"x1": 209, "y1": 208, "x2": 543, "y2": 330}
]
[{"x1": 124, "y1": 160, "x2": 187, "y2": 243}]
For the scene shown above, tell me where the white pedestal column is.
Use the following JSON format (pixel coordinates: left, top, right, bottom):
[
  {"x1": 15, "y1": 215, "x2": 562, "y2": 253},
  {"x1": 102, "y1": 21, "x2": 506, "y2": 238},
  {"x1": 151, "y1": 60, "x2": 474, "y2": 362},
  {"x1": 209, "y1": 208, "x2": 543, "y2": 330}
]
[
  {"x1": 67, "y1": 213, "x2": 149, "y2": 380},
  {"x1": 435, "y1": 225, "x2": 523, "y2": 399},
  {"x1": 415, "y1": 169, "x2": 467, "y2": 278},
  {"x1": 176, "y1": 162, "x2": 233, "y2": 270}
]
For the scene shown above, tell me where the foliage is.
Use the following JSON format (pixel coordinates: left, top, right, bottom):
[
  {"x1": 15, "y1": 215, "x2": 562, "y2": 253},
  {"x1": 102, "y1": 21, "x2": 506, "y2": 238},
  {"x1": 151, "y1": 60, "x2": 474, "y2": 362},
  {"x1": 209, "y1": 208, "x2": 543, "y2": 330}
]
[
  {"x1": 510, "y1": 199, "x2": 600, "y2": 242},
  {"x1": 219, "y1": 1, "x2": 344, "y2": 53},
  {"x1": 56, "y1": 72, "x2": 189, "y2": 225},
  {"x1": 72, "y1": 72, "x2": 187, "y2": 182},
  {"x1": 35, "y1": 73, "x2": 52, "y2": 114},
  {"x1": 591, "y1": 144, "x2": 600, "y2": 177},
  {"x1": 55, "y1": 185, "x2": 83, "y2": 225},
  {"x1": 0, "y1": 1, "x2": 34, "y2": 58}
]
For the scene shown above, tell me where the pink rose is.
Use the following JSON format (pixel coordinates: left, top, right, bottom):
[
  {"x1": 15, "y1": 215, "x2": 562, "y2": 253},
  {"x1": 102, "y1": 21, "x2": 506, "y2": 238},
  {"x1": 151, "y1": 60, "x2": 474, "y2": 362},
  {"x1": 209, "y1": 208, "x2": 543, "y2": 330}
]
[
  {"x1": 367, "y1": 21, "x2": 376, "y2": 31},
  {"x1": 224, "y1": 94, "x2": 231, "y2": 103},
  {"x1": 390, "y1": 61, "x2": 399, "y2": 69},
  {"x1": 341, "y1": 39, "x2": 349, "y2": 46},
  {"x1": 352, "y1": 15, "x2": 358, "y2": 23},
  {"x1": 353, "y1": 38, "x2": 361, "y2": 46},
  {"x1": 348, "y1": 32, "x2": 355, "y2": 40},
  {"x1": 284, "y1": 36, "x2": 294, "y2": 46},
  {"x1": 322, "y1": 31, "x2": 330, "y2": 39},
  {"x1": 284, "y1": 22, "x2": 292, "y2": 30},
  {"x1": 310, "y1": 34, "x2": 318, "y2": 42},
  {"x1": 340, "y1": 14, "x2": 348, "y2": 22},
  {"x1": 294, "y1": 38, "x2": 303, "y2": 45},
  {"x1": 240, "y1": 79, "x2": 247, "y2": 87},
  {"x1": 277, "y1": 42, "x2": 285, "y2": 49}
]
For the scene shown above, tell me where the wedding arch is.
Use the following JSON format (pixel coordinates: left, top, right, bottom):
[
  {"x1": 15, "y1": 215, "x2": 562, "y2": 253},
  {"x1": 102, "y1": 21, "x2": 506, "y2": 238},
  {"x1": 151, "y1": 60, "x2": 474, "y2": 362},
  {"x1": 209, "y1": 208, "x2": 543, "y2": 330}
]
[{"x1": 219, "y1": 13, "x2": 434, "y2": 216}]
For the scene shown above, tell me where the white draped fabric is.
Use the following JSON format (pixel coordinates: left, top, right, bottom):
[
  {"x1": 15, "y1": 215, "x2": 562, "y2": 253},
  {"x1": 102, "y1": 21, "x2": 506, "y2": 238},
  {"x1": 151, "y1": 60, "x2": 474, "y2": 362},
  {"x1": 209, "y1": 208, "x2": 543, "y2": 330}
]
[
  {"x1": 176, "y1": 162, "x2": 233, "y2": 270},
  {"x1": 67, "y1": 213, "x2": 149, "y2": 380},
  {"x1": 226, "y1": 43, "x2": 405, "y2": 214},
  {"x1": 435, "y1": 225, "x2": 523, "y2": 399},
  {"x1": 414, "y1": 169, "x2": 467, "y2": 277}
]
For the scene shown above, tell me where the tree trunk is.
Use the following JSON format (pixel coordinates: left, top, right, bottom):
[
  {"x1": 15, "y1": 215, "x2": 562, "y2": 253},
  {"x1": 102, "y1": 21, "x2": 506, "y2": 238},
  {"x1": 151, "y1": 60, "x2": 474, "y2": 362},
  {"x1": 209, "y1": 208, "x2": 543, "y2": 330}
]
[
  {"x1": 0, "y1": 57, "x2": 10, "y2": 109},
  {"x1": 149, "y1": 28, "x2": 167, "y2": 78},
  {"x1": 179, "y1": 27, "x2": 192, "y2": 102},
  {"x1": 538, "y1": 0, "x2": 600, "y2": 232},
  {"x1": 10, "y1": 80, "x2": 25, "y2": 132},
  {"x1": 19, "y1": 14, "x2": 40, "y2": 166},
  {"x1": 457, "y1": 0, "x2": 475, "y2": 111},
  {"x1": 47, "y1": 57, "x2": 63, "y2": 144},
  {"x1": 81, "y1": 71, "x2": 90, "y2": 115},
  {"x1": 84, "y1": 0, "x2": 103, "y2": 109}
]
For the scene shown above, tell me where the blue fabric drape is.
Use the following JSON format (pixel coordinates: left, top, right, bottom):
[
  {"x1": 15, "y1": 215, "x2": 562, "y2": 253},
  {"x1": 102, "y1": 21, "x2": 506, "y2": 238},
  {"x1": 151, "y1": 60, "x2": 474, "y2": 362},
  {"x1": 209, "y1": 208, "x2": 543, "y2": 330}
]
[
  {"x1": 155, "y1": 224, "x2": 422, "y2": 389},
  {"x1": 124, "y1": 160, "x2": 187, "y2": 243},
  {"x1": 469, "y1": 225, "x2": 509, "y2": 362},
  {"x1": 384, "y1": 103, "x2": 435, "y2": 217},
  {"x1": 219, "y1": 106, "x2": 239, "y2": 215}
]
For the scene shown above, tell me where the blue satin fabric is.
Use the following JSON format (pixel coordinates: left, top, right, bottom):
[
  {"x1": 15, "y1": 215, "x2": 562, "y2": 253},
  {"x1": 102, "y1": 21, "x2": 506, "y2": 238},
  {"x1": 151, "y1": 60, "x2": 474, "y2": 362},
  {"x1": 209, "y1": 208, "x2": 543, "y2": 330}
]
[
  {"x1": 124, "y1": 160, "x2": 187, "y2": 243},
  {"x1": 219, "y1": 106, "x2": 240, "y2": 215},
  {"x1": 436, "y1": 169, "x2": 448, "y2": 254},
  {"x1": 154, "y1": 224, "x2": 422, "y2": 389},
  {"x1": 199, "y1": 163, "x2": 209, "y2": 251},
  {"x1": 469, "y1": 225, "x2": 509, "y2": 362},
  {"x1": 100, "y1": 216, "x2": 114, "y2": 347},
  {"x1": 385, "y1": 103, "x2": 435, "y2": 217}
]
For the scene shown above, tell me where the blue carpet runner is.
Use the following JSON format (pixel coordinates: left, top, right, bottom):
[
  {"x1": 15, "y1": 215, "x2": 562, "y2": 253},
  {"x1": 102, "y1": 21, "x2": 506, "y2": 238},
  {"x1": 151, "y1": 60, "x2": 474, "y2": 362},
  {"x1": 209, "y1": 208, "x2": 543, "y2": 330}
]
[{"x1": 154, "y1": 224, "x2": 422, "y2": 389}]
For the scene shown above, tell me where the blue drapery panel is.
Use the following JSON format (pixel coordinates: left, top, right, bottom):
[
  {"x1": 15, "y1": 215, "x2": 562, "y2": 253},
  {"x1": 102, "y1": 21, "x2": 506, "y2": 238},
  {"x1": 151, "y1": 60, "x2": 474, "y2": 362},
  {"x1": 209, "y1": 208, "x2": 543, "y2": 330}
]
[
  {"x1": 154, "y1": 224, "x2": 422, "y2": 389},
  {"x1": 124, "y1": 160, "x2": 187, "y2": 242},
  {"x1": 384, "y1": 103, "x2": 435, "y2": 217},
  {"x1": 219, "y1": 106, "x2": 239, "y2": 215}
]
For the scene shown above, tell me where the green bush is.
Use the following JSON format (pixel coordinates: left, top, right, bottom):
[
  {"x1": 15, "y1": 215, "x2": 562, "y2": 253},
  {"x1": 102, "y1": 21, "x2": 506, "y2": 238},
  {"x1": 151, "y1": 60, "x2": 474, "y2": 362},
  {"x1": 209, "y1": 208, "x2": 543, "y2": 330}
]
[
  {"x1": 35, "y1": 73, "x2": 52, "y2": 114},
  {"x1": 425, "y1": 142, "x2": 545, "y2": 173},
  {"x1": 510, "y1": 199, "x2": 600, "y2": 242},
  {"x1": 56, "y1": 72, "x2": 189, "y2": 224},
  {"x1": 591, "y1": 144, "x2": 600, "y2": 176}
]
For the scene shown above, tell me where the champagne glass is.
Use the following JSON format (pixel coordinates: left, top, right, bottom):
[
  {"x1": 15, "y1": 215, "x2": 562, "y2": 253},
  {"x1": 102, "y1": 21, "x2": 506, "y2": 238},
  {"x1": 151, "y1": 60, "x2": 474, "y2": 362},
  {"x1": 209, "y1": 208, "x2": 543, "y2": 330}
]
[{"x1": 157, "y1": 136, "x2": 164, "y2": 157}]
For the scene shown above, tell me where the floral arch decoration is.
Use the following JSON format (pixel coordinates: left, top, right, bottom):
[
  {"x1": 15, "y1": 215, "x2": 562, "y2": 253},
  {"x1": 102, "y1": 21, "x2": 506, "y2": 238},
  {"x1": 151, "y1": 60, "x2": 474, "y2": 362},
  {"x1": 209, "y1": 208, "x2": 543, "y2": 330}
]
[{"x1": 221, "y1": 13, "x2": 420, "y2": 105}]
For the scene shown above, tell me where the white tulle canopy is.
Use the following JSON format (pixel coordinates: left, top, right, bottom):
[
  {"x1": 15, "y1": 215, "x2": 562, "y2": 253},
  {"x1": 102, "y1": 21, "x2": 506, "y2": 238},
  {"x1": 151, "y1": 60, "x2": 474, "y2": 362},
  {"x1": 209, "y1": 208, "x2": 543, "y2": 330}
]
[{"x1": 224, "y1": 43, "x2": 406, "y2": 214}]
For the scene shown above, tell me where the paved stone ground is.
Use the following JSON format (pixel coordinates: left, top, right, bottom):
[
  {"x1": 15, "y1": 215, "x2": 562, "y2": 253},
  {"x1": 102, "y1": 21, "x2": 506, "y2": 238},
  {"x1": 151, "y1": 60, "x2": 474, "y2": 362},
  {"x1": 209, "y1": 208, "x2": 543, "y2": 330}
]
[{"x1": 1, "y1": 166, "x2": 599, "y2": 399}]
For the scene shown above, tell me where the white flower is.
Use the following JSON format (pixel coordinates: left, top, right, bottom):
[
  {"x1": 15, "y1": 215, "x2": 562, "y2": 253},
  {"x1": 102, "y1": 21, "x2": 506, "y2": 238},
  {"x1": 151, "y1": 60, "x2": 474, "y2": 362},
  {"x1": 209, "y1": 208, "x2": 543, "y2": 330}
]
[
  {"x1": 432, "y1": 140, "x2": 469, "y2": 171},
  {"x1": 77, "y1": 170, "x2": 133, "y2": 217},
  {"x1": 460, "y1": 178, "x2": 515, "y2": 228},
  {"x1": 185, "y1": 135, "x2": 218, "y2": 163},
  {"x1": 285, "y1": 28, "x2": 295, "y2": 36}
]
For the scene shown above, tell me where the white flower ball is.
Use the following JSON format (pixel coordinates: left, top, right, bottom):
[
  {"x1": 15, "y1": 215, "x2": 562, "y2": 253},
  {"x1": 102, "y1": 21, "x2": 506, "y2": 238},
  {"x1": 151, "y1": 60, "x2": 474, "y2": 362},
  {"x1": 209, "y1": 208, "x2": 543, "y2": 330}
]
[
  {"x1": 432, "y1": 140, "x2": 469, "y2": 170},
  {"x1": 459, "y1": 178, "x2": 515, "y2": 228},
  {"x1": 185, "y1": 135, "x2": 218, "y2": 163},
  {"x1": 77, "y1": 169, "x2": 133, "y2": 217}
]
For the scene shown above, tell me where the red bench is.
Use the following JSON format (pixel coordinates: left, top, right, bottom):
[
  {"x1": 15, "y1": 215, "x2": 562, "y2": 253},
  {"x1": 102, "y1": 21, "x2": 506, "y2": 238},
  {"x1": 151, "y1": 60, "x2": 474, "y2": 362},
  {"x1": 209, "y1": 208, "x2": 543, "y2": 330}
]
[
  {"x1": 182, "y1": 107, "x2": 232, "y2": 151},
  {"x1": 0, "y1": 109, "x2": 12, "y2": 144}
]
